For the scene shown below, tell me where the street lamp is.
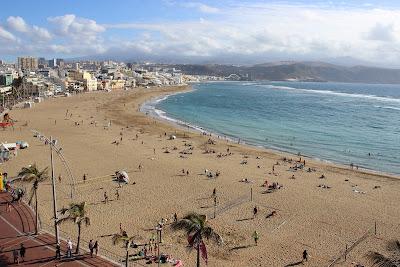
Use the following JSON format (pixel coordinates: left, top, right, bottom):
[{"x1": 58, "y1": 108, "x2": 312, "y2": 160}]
[{"x1": 32, "y1": 130, "x2": 77, "y2": 245}]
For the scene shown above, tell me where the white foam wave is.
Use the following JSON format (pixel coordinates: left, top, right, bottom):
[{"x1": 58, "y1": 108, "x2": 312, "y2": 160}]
[
  {"x1": 374, "y1": 105, "x2": 400, "y2": 111},
  {"x1": 260, "y1": 84, "x2": 400, "y2": 103}
]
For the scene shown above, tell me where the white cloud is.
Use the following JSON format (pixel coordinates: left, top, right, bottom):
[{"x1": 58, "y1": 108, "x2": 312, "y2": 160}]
[
  {"x1": 5, "y1": 16, "x2": 52, "y2": 42},
  {"x1": 0, "y1": 26, "x2": 17, "y2": 42},
  {"x1": 3, "y1": 4, "x2": 400, "y2": 66},
  {"x1": 182, "y1": 2, "x2": 220, "y2": 13},
  {"x1": 48, "y1": 14, "x2": 105, "y2": 40},
  {"x1": 32, "y1": 26, "x2": 52, "y2": 41},
  {"x1": 366, "y1": 23, "x2": 396, "y2": 42},
  {"x1": 7, "y1": 16, "x2": 29, "y2": 32}
]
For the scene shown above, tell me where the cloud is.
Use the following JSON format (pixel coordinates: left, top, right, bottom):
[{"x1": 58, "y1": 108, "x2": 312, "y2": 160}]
[
  {"x1": 7, "y1": 16, "x2": 29, "y2": 32},
  {"x1": 3, "y1": 4, "x2": 400, "y2": 66},
  {"x1": 48, "y1": 14, "x2": 105, "y2": 40},
  {"x1": 6, "y1": 16, "x2": 52, "y2": 42},
  {"x1": 182, "y1": 2, "x2": 220, "y2": 13},
  {"x1": 0, "y1": 26, "x2": 17, "y2": 42},
  {"x1": 365, "y1": 23, "x2": 396, "y2": 42}
]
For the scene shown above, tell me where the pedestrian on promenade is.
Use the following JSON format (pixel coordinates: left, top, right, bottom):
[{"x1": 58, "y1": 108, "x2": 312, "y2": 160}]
[
  {"x1": 19, "y1": 243, "x2": 26, "y2": 262},
  {"x1": 55, "y1": 243, "x2": 61, "y2": 259},
  {"x1": 94, "y1": 241, "x2": 98, "y2": 256},
  {"x1": 6, "y1": 201, "x2": 11, "y2": 212},
  {"x1": 13, "y1": 248, "x2": 19, "y2": 264},
  {"x1": 89, "y1": 240, "x2": 94, "y2": 257},
  {"x1": 67, "y1": 238, "x2": 73, "y2": 258}
]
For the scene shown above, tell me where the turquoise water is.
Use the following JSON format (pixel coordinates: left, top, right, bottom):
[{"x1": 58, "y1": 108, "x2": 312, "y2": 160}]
[{"x1": 152, "y1": 81, "x2": 400, "y2": 175}]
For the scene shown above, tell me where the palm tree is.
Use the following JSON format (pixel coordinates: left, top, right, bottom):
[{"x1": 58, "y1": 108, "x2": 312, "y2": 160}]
[
  {"x1": 112, "y1": 232, "x2": 138, "y2": 267},
  {"x1": 57, "y1": 202, "x2": 90, "y2": 254},
  {"x1": 18, "y1": 164, "x2": 49, "y2": 234},
  {"x1": 171, "y1": 212, "x2": 223, "y2": 267},
  {"x1": 367, "y1": 240, "x2": 400, "y2": 267}
]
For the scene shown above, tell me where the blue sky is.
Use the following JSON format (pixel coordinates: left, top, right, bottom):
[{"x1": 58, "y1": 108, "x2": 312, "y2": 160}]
[{"x1": 2, "y1": 0, "x2": 400, "y2": 66}]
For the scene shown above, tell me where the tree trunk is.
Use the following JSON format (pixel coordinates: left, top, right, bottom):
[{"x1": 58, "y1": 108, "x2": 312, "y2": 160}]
[
  {"x1": 125, "y1": 249, "x2": 129, "y2": 267},
  {"x1": 197, "y1": 241, "x2": 200, "y2": 267},
  {"x1": 35, "y1": 189, "x2": 38, "y2": 235},
  {"x1": 76, "y1": 223, "x2": 81, "y2": 254}
]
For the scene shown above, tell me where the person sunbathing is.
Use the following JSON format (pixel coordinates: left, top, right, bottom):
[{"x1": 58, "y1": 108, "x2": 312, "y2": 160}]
[{"x1": 266, "y1": 211, "x2": 277, "y2": 219}]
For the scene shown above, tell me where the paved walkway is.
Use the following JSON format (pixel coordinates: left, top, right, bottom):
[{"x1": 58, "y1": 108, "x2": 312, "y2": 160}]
[{"x1": 0, "y1": 191, "x2": 120, "y2": 266}]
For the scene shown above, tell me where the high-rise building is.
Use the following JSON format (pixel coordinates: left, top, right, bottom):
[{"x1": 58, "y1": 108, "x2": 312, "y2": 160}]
[
  {"x1": 17, "y1": 57, "x2": 38, "y2": 70},
  {"x1": 56, "y1": 58, "x2": 64, "y2": 67},
  {"x1": 0, "y1": 73, "x2": 13, "y2": 86},
  {"x1": 38, "y1": 57, "x2": 46, "y2": 65},
  {"x1": 48, "y1": 58, "x2": 57, "y2": 68}
]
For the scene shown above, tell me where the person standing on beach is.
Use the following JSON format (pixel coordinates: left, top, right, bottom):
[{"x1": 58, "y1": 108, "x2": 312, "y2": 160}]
[
  {"x1": 212, "y1": 188, "x2": 216, "y2": 197},
  {"x1": 253, "y1": 206, "x2": 258, "y2": 219},
  {"x1": 302, "y1": 250, "x2": 308, "y2": 263},
  {"x1": 58, "y1": 174, "x2": 62, "y2": 183},
  {"x1": 115, "y1": 189, "x2": 120, "y2": 200},
  {"x1": 252, "y1": 231, "x2": 259, "y2": 246},
  {"x1": 104, "y1": 191, "x2": 108, "y2": 203},
  {"x1": 19, "y1": 243, "x2": 26, "y2": 262}
]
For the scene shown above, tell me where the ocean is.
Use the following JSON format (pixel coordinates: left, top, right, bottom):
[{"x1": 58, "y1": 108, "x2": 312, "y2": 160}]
[{"x1": 144, "y1": 81, "x2": 400, "y2": 175}]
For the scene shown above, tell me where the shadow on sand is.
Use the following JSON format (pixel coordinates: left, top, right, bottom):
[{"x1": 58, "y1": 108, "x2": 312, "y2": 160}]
[{"x1": 284, "y1": 260, "x2": 304, "y2": 266}]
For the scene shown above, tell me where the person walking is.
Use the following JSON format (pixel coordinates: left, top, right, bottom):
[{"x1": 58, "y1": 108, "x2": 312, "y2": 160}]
[
  {"x1": 115, "y1": 189, "x2": 120, "y2": 200},
  {"x1": 94, "y1": 241, "x2": 98, "y2": 256},
  {"x1": 13, "y1": 248, "x2": 19, "y2": 264},
  {"x1": 302, "y1": 249, "x2": 308, "y2": 263},
  {"x1": 19, "y1": 243, "x2": 26, "y2": 262},
  {"x1": 55, "y1": 243, "x2": 61, "y2": 259},
  {"x1": 252, "y1": 231, "x2": 259, "y2": 246},
  {"x1": 104, "y1": 191, "x2": 108, "y2": 204},
  {"x1": 83, "y1": 174, "x2": 86, "y2": 183},
  {"x1": 253, "y1": 206, "x2": 258, "y2": 219},
  {"x1": 89, "y1": 240, "x2": 94, "y2": 257},
  {"x1": 67, "y1": 238, "x2": 73, "y2": 258}
]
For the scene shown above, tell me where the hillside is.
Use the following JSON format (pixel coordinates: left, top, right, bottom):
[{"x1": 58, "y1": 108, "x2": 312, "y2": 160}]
[{"x1": 166, "y1": 62, "x2": 400, "y2": 84}]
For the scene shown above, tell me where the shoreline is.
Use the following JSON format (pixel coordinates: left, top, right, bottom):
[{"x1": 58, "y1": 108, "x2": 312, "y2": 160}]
[
  {"x1": 2, "y1": 85, "x2": 400, "y2": 266},
  {"x1": 139, "y1": 84, "x2": 400, "y2": 180}
]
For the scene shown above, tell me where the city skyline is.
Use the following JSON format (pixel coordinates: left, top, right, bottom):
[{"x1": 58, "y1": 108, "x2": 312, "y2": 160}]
[{"x1": 2, "y1": 1, "x2": 400, "y2": 67}]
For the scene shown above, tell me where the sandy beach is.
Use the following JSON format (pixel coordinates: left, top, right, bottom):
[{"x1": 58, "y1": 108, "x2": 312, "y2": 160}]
[{"x1": 1, "y1": 86, "x2": 399, "y2": 266}]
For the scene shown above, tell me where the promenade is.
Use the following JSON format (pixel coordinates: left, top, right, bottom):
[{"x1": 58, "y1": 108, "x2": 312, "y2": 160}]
[{"x1": 0, "y1": 191, "x2": 119, "y2": 266}]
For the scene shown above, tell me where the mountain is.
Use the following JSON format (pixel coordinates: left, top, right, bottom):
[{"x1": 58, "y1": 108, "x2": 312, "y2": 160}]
[{"x1": 165, "y1": 61, "x2": 400, "y2": 84}]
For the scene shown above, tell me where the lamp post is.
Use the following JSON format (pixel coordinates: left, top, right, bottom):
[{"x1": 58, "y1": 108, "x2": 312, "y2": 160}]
[
  {"x1": 32, "y1": 130, "x2": 77, "y2": 244},
  {"x1": 49, "y1": 136, "x2": 60, "y2": 244}
]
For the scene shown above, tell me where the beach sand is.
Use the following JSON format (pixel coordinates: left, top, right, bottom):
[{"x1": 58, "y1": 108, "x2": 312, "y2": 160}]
[{"x1": 1, "y1": 86, "x2": 399, "y2": 266}]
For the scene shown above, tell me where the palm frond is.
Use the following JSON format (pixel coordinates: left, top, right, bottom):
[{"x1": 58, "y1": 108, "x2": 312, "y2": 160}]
[
  {"x1": 387, "y1": 240, "x2": 400, "y2": 254},
  {"x1": 203, "y1": 226, "x2": 223, "y2": 245},
  {"x1": 367, "y1": 251, "x2": 400, "y2": 267}
]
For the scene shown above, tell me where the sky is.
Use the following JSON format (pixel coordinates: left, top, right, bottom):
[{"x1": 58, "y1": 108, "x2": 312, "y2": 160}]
[{"x1": 2, "y1": 0, "x2": 400, "y2": 66}]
